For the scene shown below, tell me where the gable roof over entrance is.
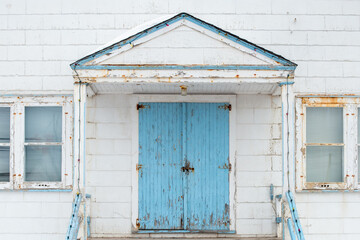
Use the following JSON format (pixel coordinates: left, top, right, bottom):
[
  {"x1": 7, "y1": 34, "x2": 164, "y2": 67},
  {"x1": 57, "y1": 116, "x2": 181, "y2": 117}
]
[
  {"x1": 71, "y1": 12, "x2": 296, "y2": 71},
  {"x1": 71, "y1": 13, "x2": 297, "y2": 95}
]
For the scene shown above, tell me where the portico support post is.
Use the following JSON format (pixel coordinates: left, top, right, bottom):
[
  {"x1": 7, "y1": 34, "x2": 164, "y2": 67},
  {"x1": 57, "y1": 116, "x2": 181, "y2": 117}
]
[{"x1": 73, "y1": 81, "x2": 88, "y2": 239}]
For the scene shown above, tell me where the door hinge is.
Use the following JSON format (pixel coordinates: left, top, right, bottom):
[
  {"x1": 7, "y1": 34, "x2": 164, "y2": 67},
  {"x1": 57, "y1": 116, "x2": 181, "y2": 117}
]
[
  {"x1": 136, "y1": 218, "x2": 140, "y2": 228},
  {"x1": 218, "y1": 104, "x2": 231, "y2": 111},
  {"x1": 137, "y1": 104, "x2": 150, "y2": 110},
  {"x1": 136, "y1": 164, "x2": 143, "y2": 171}
]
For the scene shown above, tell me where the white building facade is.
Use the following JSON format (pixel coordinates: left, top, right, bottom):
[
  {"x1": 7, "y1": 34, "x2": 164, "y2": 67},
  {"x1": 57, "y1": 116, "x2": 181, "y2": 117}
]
[{"x1": 0, "y1": 1, "x2": 359, "y2": 240}]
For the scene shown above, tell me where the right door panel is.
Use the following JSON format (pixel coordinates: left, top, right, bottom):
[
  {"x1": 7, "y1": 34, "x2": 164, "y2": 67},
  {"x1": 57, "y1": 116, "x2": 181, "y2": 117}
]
[{"x1": 185, "y1": 103, "x2": 230, "y2": 231}]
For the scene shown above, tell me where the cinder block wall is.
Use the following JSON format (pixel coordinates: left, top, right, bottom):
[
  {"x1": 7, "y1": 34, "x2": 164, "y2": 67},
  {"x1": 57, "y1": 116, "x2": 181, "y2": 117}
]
[
  {"x1": 0, "y1": 191, "x2": 72, "y2": 240},
  {"x1": 86, "y1": 95, "x2": 133, "y2": 235},
  {"x1": 1, "y1": 0, "x2": 360, "y2": 239}
]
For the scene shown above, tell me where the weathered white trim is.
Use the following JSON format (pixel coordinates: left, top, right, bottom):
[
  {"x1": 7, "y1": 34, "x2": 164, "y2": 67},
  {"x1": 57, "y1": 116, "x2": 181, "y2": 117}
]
[
  {"x1": 281, "y1": 84, "x2": 295, "y2": 193},
  {"x1": 73, "y1": 83, "x2": 89, "y2": 240},
  {"x1": 87, "y1": 20, "x2": 185, "y2": 66},
  {"x1": 74, "y1": 69, "x2": 293, "y2": 82},
  {"x1": 73, "y1": 84, "x2": 87, "y2": 193},
  {"x1": 0, "y1": 96, "x2": 73, "y2": 190},
  {"x1": 295, "y1": 97, "x2": 360, "y2": 191},
  {"x1": 13, "y1": 103, "x2": 23, "y2": 190},
  {"x1": 345, "y1": 104, "x2": 357, "y2": 190},
  {"x1": 0, "y1": 104, "x2": 14, "y2": 190},
  {"x1": 184, "y1": 20, "x2": 279, "y2": 66},
  {"x1": 130, "y1": 94, "x2": 237, "y2": 233},
  {"x1": 295, "y1": 97, "x2": 305, "y2": 192}
]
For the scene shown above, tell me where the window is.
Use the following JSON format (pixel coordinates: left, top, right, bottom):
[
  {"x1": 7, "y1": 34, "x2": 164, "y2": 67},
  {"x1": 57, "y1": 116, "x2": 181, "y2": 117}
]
[
  {"x1": 0, "y1": 96, "x2": 72, "y2": 190},
  {"x1": 296, "y1": 97, "x2": 360, "y2": 191}
]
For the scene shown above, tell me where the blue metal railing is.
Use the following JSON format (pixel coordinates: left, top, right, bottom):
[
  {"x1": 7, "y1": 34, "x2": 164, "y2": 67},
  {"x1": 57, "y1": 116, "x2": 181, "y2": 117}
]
[
  {"x1": 66, "y1": 193, "x2": 82, "y2": 240},
  {"x1": 286, "y1": 191, "x2": 305, "y2": 240},
  {"x1": 287, "y1": 217, "x2": 297, "y2": 240}
]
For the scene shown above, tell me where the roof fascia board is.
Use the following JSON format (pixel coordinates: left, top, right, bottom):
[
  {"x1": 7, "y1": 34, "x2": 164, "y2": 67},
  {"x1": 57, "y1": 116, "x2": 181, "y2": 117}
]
[
  {"x1": 183, "y1": 15, "x2": 291, "y2": 66},
  {"x1": 73, "y1": 68, "x2": 293, "y2": 80},
  {"x1": 88, "y1": 19, "x2": 185, "y2": 66},
  {"x1": 71, "y1": 14, "x2": 184, "y2": 68},
  {"x1": 72, "y1": 65, "x2": 296, "y2": 71},
  {"x1": 183, "y1": 20, "x2": 278, "y2": 66},
  {"x1": 74, "y1": 77, "x2": 285, "y2": 85},
  {"x1": 70, "y1": 13, "x2": 297, "y2": 70}
]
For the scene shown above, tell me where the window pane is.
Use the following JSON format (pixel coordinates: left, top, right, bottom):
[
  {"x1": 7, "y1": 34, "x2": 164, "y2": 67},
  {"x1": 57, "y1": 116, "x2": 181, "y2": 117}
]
[
  {"x1": 25, "y1": 146, "x2": 61, "y2": 182},
  {"x1": 306, "y1": 146, "x2": 343, "y2": 182},
  {"x1": 0, "y1": 107, "x2": 10, "y2": 143},
  {"x1": 0, "y1": 146, "x2": 9, "y2": 182},
  {"x1": 25, "y1": 107, "x2": 62, "y2": 142},
  {"x1": 306, "y1": 107, "x2": 343, "y2": 143}
]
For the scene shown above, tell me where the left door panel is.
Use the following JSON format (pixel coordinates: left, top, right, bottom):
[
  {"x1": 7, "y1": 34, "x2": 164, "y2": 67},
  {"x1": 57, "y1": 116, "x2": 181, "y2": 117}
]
[{"x1": 138, "y1": 102, "x2": 184, "y2": 230}]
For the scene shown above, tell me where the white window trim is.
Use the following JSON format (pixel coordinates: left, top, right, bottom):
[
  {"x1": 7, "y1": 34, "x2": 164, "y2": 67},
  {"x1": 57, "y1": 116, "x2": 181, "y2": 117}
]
[
  {"x1": 296, "y1": 97, "x2": 359, "y2": 191},
  {"x1": 0, "y1": 103, "x2": 14, "y2": 190},
  {"x1": 130, "y1": 94, "x2": 237, "y2": 232},
  {"x1": 0, "y1": 96, "x2": 73, "y2": 190}
]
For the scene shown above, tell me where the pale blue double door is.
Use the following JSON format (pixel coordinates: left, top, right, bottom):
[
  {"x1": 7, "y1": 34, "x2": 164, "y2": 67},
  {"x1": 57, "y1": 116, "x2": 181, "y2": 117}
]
[{"x1": 138, "y1": 102, "x2": 230, "y2": 231}]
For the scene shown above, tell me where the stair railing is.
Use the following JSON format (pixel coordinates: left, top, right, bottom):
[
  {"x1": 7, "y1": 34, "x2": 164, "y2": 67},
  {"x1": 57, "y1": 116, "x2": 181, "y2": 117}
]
[
  {"x1": 286, "y1": 190, "x2": 305, "y2": 240},
  {"x1": 66, "y1": 193, "x2": 82, "y2": 240}
]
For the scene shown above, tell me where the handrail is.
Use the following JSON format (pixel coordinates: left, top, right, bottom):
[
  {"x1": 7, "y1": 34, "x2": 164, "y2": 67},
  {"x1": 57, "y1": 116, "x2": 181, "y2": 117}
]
[
  {"x1": 66, "y1": 193, "x2": 82, "y2": 240},
  {"x1": 287, "y1": 218, "x2": 296, "y2": 240},
  {"x1": 286, "y1": 190, "x2": 305, "y2": 240}
]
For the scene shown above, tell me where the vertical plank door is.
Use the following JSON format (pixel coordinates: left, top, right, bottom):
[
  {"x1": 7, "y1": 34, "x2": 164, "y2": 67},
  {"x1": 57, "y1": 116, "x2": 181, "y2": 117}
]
[
  {"x1": 185, "y1": 103, "x2": 230, "y2": 231},
  {"x1": 138, "y1": 102, "x2": 184, "y2": 230}
]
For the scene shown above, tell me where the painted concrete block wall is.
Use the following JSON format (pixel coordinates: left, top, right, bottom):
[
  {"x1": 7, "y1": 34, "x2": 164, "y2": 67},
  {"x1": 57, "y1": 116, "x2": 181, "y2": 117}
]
[
  {"x1": 86, "y1": 95, "x2": 133, "y2": 236},
  {"x1": 0, "y1": 191, "x2": 72, "y2": 240},
  {"x1": 0, "y1": 0, "x2": 359, "y2": 239},
  {"x1": 235, "y1": 94, "x2": 282, "y2": 237}
]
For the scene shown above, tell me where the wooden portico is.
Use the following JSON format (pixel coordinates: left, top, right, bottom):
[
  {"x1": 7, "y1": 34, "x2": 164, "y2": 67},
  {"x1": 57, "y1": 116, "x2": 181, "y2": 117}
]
[{"x1": 69, "y1": 12, "x2": 298, "y2": 239}]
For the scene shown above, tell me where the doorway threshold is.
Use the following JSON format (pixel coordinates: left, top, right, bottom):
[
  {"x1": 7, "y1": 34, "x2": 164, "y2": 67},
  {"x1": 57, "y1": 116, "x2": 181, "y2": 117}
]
[{"x1": 136, "y1": 230, "x2": 236, "y2": 234}]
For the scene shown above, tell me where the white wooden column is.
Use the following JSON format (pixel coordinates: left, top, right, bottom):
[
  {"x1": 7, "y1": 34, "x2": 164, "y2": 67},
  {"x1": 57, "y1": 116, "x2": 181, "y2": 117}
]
[
  {"x1": 281, "y1": 82, "x2": 295, "y2": 240},
  {"x1": 73, "y1": 81, "x2": 88, "y2": 239},
  {"x1": 281, "y1": 83, "x2": 295, "y2": 194}
]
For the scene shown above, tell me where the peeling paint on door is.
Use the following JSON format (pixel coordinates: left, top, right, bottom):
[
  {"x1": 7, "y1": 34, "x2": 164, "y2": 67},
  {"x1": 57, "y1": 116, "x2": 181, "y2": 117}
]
[{"x1": 138, "y1": 102, "x2": 230, "y2": 231}]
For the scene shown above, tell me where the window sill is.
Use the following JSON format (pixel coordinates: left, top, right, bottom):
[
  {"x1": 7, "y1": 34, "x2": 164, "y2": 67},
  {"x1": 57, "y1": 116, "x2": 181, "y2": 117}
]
[{"x1": 296, "y1": 189, "x2": 360, "y2": 193}]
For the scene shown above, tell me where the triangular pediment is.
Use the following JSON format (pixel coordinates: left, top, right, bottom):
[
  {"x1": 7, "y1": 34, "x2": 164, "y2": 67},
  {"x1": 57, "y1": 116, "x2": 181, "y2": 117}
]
[
  {"x1": 99, "y1": 25, "x2": 269, "y2": 66},
  {"x1": 71, "y1": 13, "x2": 296, "y2": 70}
]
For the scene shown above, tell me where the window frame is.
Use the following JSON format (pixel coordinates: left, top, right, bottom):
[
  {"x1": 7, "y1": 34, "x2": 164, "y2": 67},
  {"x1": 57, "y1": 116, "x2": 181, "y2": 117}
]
[
  {"x1": 0, "y1": 104, "x2": 14, "y2": 189},
  {"x1": 0, "y1": 96, "x2": 73, "y2": 190},
  {"x1": 296, "y1": 97, "x2": 359, "y2": 191}
]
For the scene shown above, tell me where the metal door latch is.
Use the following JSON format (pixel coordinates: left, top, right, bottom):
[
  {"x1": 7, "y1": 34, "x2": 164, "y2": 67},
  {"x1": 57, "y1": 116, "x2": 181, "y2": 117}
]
[{"x1": 181, "y1": 160, "x2": 194, "y2": 173}]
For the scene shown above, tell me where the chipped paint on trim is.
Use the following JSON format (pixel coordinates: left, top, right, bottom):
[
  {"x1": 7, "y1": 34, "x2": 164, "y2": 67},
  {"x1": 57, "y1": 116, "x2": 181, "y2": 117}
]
[
  {"x1": 72, "y1": 65, "x2": 297, "y2": 71},
  {"x1": 295, "y1": 96, "x2": 360, "y2": 191}
]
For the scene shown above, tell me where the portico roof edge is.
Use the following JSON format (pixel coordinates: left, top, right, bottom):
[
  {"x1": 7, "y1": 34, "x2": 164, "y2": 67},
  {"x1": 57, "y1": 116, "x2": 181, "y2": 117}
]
[
  {"x1": 72, "y1": 65, "x2": 297, "y2": 71},
  {"x1": 70, "y1": 12, "x2": 297, "y2": 70}
]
